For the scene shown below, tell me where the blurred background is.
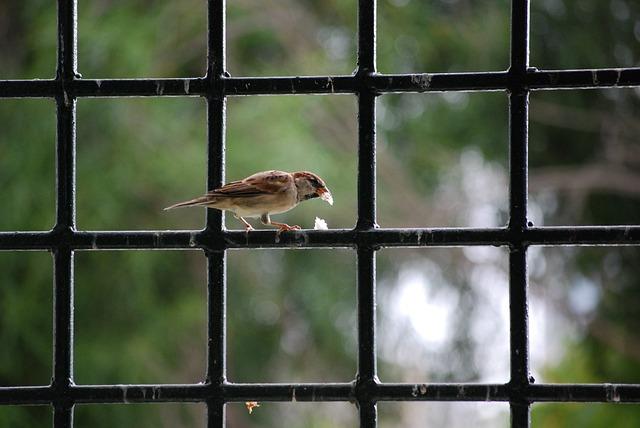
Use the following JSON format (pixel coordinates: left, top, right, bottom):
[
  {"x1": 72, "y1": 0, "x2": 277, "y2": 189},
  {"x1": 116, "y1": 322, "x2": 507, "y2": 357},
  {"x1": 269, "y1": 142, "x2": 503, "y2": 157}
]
[{"x1": 1, "y1": 0, "x2": 639, "y2": 426}]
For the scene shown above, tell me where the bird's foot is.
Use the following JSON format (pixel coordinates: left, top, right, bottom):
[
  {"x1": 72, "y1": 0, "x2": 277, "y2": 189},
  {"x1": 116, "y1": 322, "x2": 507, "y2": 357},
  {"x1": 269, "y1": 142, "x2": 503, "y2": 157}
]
[{"x1": 277, "y1": 224, "x2": 301, "y2": 232}]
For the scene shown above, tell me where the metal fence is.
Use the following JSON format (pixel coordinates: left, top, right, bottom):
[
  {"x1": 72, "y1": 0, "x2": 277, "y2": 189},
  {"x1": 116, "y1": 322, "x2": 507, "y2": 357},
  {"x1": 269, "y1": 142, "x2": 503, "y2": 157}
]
[{"x1": 1, "y1": 0, "x2": 639, "y2": 427}]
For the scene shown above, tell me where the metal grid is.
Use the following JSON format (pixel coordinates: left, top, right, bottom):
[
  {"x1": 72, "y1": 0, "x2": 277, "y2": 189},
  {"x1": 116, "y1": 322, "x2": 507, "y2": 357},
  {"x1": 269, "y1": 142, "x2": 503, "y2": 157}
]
[{"x1": 1, "y1": 0, "x2": 640, "y2": 427}]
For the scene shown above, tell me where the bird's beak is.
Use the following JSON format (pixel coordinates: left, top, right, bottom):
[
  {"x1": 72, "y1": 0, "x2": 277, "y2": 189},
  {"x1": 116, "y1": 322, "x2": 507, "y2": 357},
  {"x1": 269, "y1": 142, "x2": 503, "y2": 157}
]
[{"x1": 317, "y1": 187, "x2": 333, "y2": 206}]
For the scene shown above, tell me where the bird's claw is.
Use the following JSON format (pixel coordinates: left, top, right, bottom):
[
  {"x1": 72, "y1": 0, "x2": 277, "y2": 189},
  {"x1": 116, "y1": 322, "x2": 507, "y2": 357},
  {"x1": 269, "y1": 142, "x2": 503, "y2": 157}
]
[{"x1": 277, "y1": 224, "x2": 301, "y2": 232}]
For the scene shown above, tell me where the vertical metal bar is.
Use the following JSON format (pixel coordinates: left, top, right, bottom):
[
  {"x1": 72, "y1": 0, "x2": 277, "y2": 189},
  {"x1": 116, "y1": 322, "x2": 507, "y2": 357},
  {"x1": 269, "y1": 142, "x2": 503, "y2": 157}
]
[
  {"x1": 207, "y1": 0, "x2": 226, "y2": 78},
  {"x1": 206, "y1": 251, "x2": 226, "y2": 428},
  {"x1": 52, "y1": 250, "x2": 74, "y2": 428},
  {"x1": 509, "y1": 1, "x2": 531, "y2": 427},
  {"x1": 511, "y1": 401, "x2": 531, "y2": 428},
  {"x1": 206, "y1": 0, "x2": 226, "y2": 230},
  {"x1": 357, "y1": 0, "x2": 376, "y2": 73},
  {"x1": 55, "y1": 99, "x2": 77, "y2": 231},
  {"x1": 357, "y1": 92, "x2": 377, "y2": 230},
  {"x1": 508, "y1": 245, "x2": 530, "y2": 427},
  {"x1": 357, "y1": 248, "x2": 377, "y2": 379},
  {"x1": 55, "y1": 0, "x2": 78, "y2": 230},
  {"x1": 357, "y1": 1, "x2": 378, "y2": 427},
  {"x1": 357, "y1": 248, "x2": 377, "y2": 427},
  {"x1": 356, "y1": 0, "x2": 377, "y2": 230},
  {"x1": 207, "y1": 1, "x2": 227, "y2": 426},
  {"x1": 508, "y1": 93, "x2": 528, "y2": 230},
  {"x1": 206, "y1": 96, "x2": 226, "y2": 230},
  {"x1": 57, "y1": 0, "x2": 78, "y2": 81},
  {"x1": 54, "y1": 403, "x2": 74, "y2": 428},
  {"x1": 358, "y1": 401, "x2": 378, "y2": 428},
  {"x1": 510, "y1": 0, "x2": 530, "y2": 74},
  {"x1": 54, "y1": 1, "x2": 78, "y2": 427}
]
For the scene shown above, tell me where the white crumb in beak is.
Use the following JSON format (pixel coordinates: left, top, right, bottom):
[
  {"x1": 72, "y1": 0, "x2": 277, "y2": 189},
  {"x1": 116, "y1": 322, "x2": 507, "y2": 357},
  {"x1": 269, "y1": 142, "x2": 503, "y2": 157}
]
[
  {"x1": 314, "y1": 217, "x2": 328, "y2": 230},
  {"x1": 320, "y1": 190, "x2": 334, "y2": 206}
]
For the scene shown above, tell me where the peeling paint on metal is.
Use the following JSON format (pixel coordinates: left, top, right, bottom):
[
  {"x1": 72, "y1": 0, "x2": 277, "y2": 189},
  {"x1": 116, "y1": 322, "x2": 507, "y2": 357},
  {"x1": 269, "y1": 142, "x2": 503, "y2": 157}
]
[
  {"x1": 410, "y1": 74, "x2": 432, "y2": 91},
  {"x1": 327, "y1": 77, "x2": 335, "y2": 93},
  {"x1": 294, "y1": 230, "x2": 310, "y2": 246},
  {"x1": 63, "y1": 90, "x2": 71, "y2": 107},
  {"x1": 121, "y1": 385, "x2": 130, "y2": 404},
  {"x1": 411, "y1": 384, "x2": 419, "y2": 397}
]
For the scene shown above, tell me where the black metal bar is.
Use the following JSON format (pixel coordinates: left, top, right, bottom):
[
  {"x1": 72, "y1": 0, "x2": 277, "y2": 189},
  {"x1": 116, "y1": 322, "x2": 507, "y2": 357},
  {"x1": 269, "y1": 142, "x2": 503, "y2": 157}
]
[
  {"x1": 206, "y1": 252, "x2": 226, "y2": 384},
  {"x1": 508, "y1": 245, "x2": 530, "y2": 387},
  {"x1": 4, "y1": 382, "x2": 640, "y2": 405},
  {"x1": 356, "y1": 248, "x2": 377, "y2": 381},
  {"x1": 53, "y1": 0, "x2": 79, "y2": 426},
  {"x1": 508, "y1": 92, "x2": 529, "y2": 232},
  {"x1": 206, "y1": 0, "x2": 227, "y2": 426},
  {"x1": 56, "y1": 0, "x2": 77, "y2": 81},
  {"x1": 54, "y1": 99, "x2": 76, "y2": 232},
  {"x1": 54, "y1": 402, "x2": 73, "y2": 428},
  {"x1": 356, "y1": 1, "x2": 377, "y2": 426},
  {"x1": 511, "y1": 402, "x2": 530, "y2": 428},
  {"x1": 2, "y1": 227, "x2": 640, "y2": 251},
  {"x1": 356, "y1": 247, "x2": 377, "y2": 427},
  {"x1": 52, "y1": 249, "x2": 74, "y2": 385},
  {"x1": 509, "y1": 0, "x2": 531, "y2": 426},
  {"x1": 357, "y1": 0, "x2": 376, "y2": 74},
  {"x1": 357, "y1": 92, "x2": 377, "y2": 230},
  {"x1": 4, "y1": 68, "x2": 640, "y2": 99},
  {"x1": 206, "y1": 250, "x2": 226, "y2": 428},
  {"x1": 206, "y1": 96, "x2": 226, "y2": 231},
  {"x1": 528, "y1": 68, "x2": 640, "y2": 89}
]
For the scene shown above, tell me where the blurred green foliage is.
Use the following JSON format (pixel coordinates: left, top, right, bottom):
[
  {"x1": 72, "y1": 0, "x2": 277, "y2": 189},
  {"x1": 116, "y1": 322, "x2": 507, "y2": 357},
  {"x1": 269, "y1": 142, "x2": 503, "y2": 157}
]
[{"x1": 1, "y1": 0, "x2": 639, "y2": 427}]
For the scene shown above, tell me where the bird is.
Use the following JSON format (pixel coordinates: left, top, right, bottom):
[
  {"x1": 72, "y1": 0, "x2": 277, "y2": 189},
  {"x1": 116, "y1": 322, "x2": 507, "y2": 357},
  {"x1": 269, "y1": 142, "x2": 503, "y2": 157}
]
[{"x1": 164, "y1": 170, "x2": 333, "y2": 231}]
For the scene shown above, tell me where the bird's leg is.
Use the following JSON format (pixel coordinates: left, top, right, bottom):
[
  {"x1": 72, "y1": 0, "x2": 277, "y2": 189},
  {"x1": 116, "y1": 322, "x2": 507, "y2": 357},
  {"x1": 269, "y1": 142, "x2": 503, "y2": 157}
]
[
  {"x1": 260, "y1": 214, "x2": 300, "y2": 232},
  {"x1": 235, "y1": 215, "x2": 254, "y2": 231}
]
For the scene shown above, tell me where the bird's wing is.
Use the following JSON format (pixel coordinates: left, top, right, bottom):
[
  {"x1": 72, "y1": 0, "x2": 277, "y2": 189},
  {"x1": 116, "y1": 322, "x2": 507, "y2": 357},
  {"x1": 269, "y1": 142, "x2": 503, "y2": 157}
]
[{"x1": 210, "y1": 170, "x2": 293, "y2": 197}]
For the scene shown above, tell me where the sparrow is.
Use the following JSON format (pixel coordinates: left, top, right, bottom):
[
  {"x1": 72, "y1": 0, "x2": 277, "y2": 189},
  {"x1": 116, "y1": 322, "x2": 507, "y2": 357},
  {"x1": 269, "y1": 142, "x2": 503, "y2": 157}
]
[{"x1": 164, "y1": 170, "x2": 333, "y2": 231}]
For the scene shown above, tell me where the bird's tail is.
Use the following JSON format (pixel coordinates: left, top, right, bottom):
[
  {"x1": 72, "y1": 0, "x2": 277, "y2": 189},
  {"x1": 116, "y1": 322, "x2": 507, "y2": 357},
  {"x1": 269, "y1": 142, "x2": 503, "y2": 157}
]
[{"x1": 164, "y1": 196, "x2": 215, "y2": 210}]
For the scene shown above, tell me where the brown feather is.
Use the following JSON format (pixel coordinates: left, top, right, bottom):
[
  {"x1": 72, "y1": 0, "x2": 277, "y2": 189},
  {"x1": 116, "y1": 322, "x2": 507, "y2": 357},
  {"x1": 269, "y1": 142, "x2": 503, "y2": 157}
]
[
  {"x1": 163, "y1": 195, "x2": 218, "y2": 210},
  {"x1": 213, "y1": 170, "x2": 292, "y2": 196},
  {"x1": 164, "y1": 171, "x2": 294, "y2": 210}
]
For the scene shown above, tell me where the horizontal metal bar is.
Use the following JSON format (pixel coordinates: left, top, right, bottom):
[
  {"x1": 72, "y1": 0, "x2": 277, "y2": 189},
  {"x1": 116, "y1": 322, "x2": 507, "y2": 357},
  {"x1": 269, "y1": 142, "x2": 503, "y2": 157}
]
[
  {"x1": 375, "y1": 383, "x2": 509, "y2": 402},
  {"x1": 225, "y1": 76, "x2": 356, "y2": 95},
  {"x1": 373, "y1": 72, "x2": 508, "y2": 93},
  {"x1": 2, "y1": 383, "x2": 639, "y2": 405},
  {"x1": 0, "y1": 227, "x2": 638, "y2": 251},
  {"x1": 0, "y1": 80, "x2": 57, "y2": 97},
  {"x1": 223, "y1": 383, "x2": 354, "y2": 401},
  {"x1": 2, "y1": 68, "x2": 639, "y2": 99},
  {"x1": 0, "y1": 386, "x2": 52, "y2": 405},
  {"x1": 528, "y1": 68, "x2": 640, "y2": 90},
  {"x1": 73, "y1": 78, "x2": 208, "y2": 97},
  {"x1": 72, "y1": 384, "x2": 210, "y2": 403},
  {"x1": 529, "y1": 383, "x2": 640, "y2": 403},
  {"x1": 526, "y1": 226, "x2": 639, "y2": 245}
]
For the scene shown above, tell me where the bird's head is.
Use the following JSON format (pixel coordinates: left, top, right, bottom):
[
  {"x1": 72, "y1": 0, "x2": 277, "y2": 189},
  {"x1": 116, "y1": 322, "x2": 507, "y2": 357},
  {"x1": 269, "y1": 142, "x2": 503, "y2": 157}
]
[{"x1": 292, "y1": 171, "x2": 333, "y2": 205}]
